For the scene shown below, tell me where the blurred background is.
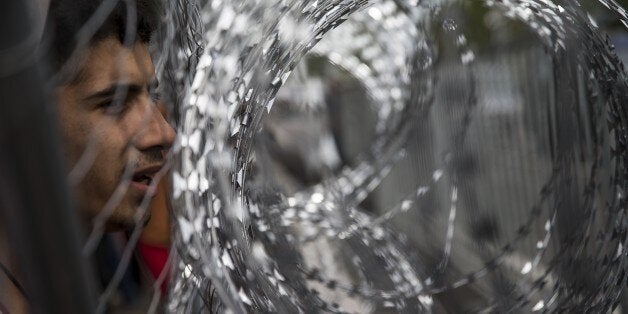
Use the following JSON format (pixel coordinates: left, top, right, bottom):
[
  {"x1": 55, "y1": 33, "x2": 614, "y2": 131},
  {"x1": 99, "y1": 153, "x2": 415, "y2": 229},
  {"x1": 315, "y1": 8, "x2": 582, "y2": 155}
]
[{"x1": 1, "y1": 0, "x2": 628, "y2": 313}]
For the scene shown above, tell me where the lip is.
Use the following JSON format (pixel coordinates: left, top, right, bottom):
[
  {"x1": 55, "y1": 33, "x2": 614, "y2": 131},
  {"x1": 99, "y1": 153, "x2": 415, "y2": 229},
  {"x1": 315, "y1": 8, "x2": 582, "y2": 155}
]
[
  {"x1": 131, "y1": 180, "x2": 151, "y2": 194},
  {"x1": 131, "y1": 164, "x2": 163, "y2": 194}
]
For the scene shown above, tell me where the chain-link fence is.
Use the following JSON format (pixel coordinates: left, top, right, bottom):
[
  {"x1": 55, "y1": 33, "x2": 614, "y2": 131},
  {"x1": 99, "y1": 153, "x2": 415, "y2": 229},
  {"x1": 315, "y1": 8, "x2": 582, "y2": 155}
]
[{"x1": 1, "y1": 0, "x2": 628, "y2": 313}]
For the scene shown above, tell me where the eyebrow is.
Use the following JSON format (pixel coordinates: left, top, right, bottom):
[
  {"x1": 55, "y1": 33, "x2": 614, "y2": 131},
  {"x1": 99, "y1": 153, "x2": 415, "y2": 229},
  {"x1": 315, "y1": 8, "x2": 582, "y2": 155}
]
[{"x1": 83, "y1": 83, "x2": 144, "y2": 102}]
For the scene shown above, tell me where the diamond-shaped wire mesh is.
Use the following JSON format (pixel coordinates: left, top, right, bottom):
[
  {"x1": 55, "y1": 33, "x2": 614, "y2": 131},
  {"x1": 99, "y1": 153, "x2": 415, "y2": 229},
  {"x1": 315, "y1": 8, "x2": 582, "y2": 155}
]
[{"x1": 1, "y1": 0, "x2": 628, "y2": 313}]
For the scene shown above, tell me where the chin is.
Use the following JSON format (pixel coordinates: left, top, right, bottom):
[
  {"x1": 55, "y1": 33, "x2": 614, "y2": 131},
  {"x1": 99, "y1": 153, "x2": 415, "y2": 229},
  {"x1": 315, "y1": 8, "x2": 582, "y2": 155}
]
[{"x1": 103, "y1": 207, "x2": 152, "y2": 231}]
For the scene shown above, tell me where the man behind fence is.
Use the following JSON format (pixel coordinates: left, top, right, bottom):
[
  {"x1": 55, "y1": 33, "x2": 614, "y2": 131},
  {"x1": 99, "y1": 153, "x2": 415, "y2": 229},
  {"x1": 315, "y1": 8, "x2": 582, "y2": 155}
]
[
  {"x1": 0, "y1": 0, "x2": 175, "y2": 312},
  {"x1": 46, "y1": 0, "x2": 175, "y2": 228}
]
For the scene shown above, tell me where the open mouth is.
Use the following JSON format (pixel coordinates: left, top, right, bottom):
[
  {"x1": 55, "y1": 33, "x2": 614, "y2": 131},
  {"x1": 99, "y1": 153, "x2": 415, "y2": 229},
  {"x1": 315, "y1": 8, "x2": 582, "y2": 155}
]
[
  {"x1": 131, "y1": 164, "x2": 163, "y2": 193},
  {"x1": 132, "y1": 173, "x2": 153, "y2": 186}
]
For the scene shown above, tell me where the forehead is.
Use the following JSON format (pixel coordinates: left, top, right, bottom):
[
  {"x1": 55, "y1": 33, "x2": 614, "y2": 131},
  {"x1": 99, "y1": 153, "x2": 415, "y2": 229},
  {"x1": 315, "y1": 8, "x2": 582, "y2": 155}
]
[{"x1": 73, "y1": 36, "x2": 154, "y2": 89}]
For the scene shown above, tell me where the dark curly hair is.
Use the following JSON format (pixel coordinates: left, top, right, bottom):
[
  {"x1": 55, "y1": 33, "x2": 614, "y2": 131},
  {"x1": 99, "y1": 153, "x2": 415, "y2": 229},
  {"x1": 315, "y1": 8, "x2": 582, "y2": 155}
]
[{"x1": 43, "y1": 0, "x2": 162, "y2": 81}]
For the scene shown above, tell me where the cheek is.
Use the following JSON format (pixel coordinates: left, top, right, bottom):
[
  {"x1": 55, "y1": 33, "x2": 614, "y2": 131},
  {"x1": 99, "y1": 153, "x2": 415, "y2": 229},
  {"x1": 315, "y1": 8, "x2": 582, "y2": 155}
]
[
  {"x1": 88, "y1": 145, "x2": 120, "y2": 192},
  {"x1": 55, "y1": 102, "x2": 92, "y2": 167},
  {"x1": 90, "y1": 117, "x2": 139, "y2": 185},
  {"x1": 122, "y1": 105, "x2": 151, "y2": 137},
  {"x1": 103, "y1": 116, "x2": 137, "y2": 157},
  {"x1": 79, "y1": 121, "x2": 131, "y2": 209}
]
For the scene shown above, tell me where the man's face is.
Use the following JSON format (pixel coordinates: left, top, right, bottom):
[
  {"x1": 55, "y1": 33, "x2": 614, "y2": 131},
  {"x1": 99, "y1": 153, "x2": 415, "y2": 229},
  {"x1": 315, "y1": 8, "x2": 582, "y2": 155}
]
[{"x1": 55, "y1": 36, "x2": 176, "y2": 227}]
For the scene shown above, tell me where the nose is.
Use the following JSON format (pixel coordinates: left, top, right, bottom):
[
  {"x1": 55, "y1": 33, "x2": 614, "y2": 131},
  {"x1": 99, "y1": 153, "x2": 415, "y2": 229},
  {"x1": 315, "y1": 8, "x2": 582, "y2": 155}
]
[{"x1": 134, "y1": 101, "x2": 176, "y2": 153}]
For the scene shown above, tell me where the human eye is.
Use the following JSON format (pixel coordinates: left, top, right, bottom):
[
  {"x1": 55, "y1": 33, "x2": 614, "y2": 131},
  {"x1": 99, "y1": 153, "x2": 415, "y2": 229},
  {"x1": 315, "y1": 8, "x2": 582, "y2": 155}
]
[
  {"x1": 148, "y1": 80, "x2": 161, "y2": 104},
  {"x1": 99, "y1": 97, "x2": 129, "y2": 116}
]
